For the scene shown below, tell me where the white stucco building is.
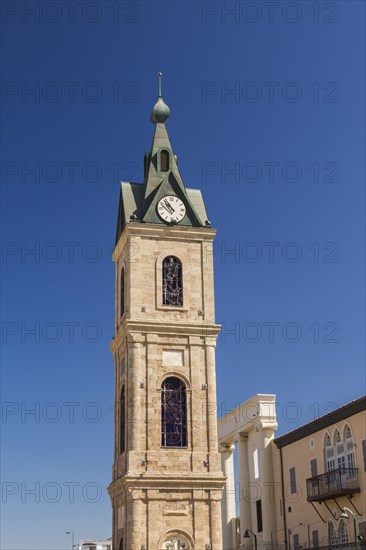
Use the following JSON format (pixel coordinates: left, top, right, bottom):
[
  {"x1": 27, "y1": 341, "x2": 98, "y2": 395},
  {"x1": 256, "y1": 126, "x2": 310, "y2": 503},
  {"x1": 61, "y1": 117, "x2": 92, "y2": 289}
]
[{"x1": 218, "y1": 394, "x2": 278, "y2": 550}]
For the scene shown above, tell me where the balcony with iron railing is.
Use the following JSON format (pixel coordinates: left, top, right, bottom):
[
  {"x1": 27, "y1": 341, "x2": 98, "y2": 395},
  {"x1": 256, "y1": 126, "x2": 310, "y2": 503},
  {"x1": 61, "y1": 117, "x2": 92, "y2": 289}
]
[{"x1": 306, "y1": 468, "x2": 360, "y2": 502}]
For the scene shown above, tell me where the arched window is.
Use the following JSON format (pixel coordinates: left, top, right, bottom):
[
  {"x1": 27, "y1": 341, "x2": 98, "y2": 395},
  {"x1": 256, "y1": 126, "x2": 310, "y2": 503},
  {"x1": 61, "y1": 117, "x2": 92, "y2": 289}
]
[
  {"x1": 120, "y1": 385, "x2": 125, "y2": 454},
  {"x1": 164, "y1": 535, "x2": 189, "y2": 549},
  {"x1": 120, "y1": 268, "x2": 125, "y2": 317},
  {"x1": 161, "y1": 377, "x2": 187, "y2": 447},
  {"x1": 334, "y1": 429, "x2": 345, "y2": 471},
  {"x1": 162, "y1": 257, "x2": 183, "y2": 306},
  {"x1": 324, "y1": 433, "x2": 335, "y2": 472},
  {"x1": 344, "y1": 425, "x2": 356, "y2": 471},
  {"x1": 329, "y1": 523, "x2": 337, "y2": 546},
  {"x1": 160, "y1": 149, "x2": 169, "y2": 172},
  {"x1": 119, "y1": 536, "x2": 124, "y2": 550},
  {"x1": 339, "y1": 520, "x2": 349, "y2": 544}
]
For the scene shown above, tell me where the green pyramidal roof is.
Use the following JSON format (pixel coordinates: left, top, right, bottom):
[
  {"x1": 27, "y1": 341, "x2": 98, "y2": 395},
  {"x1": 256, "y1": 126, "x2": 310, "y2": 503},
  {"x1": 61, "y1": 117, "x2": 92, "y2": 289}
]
[{"x1": 115, "y1": 95, "x2": 210, "y2": 245}]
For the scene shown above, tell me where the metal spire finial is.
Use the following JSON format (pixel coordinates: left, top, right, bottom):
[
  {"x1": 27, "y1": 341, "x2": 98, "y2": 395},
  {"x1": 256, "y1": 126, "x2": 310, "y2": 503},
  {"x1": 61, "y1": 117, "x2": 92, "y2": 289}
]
[
  {"x1": 158, "y1": 72, "x2": 163, "y2": 97},
  {"x1": 150, "y1": 72, "x2": 170, "y2": 124}
]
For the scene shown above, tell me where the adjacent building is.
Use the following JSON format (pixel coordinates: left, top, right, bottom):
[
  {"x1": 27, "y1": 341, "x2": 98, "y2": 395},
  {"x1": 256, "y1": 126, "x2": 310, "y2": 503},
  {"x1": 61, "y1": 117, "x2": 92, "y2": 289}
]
[
  {"x1": 218, "y1": 396, "x2": 366, "y2": 550},
  {"x1": 78, "y1": 539, "x2": 112, "y2": 550},
  {"x1": 218, "y1": 395, "x2": 278, "y2": 550},
  {"x1": 273, "y1": 396, "x2": 366, "y2": 550}
]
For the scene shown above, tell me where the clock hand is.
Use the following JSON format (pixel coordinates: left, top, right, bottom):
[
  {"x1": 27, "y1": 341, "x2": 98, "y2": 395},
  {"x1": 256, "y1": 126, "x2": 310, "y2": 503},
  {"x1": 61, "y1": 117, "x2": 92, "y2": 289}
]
[
  {"x1": 161, "y1": 203, "x2": 171, "y2": 214},
  {"x1": 164, "y1": 198, "x2": 175, "y2": 214}
]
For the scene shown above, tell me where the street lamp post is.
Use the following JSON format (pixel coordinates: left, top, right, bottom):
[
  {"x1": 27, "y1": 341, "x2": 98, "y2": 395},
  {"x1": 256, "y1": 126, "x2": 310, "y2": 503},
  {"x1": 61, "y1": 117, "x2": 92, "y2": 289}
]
[
  {"x1": 340, "y1": 507, "x2": 359, "y2": 550},
  {"x1": 66, "y1": 531, "x2": 75, "y2": 550},
  {"x1": 244, "y1": 528, "x2": 258, "y2": 550}
]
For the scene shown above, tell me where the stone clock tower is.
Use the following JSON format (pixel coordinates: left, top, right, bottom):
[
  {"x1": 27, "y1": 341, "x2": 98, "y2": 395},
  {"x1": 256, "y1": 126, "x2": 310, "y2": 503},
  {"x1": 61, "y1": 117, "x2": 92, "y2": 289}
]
[{"x1": 108, "y1": 75, "x2": 225, "y2": 550}]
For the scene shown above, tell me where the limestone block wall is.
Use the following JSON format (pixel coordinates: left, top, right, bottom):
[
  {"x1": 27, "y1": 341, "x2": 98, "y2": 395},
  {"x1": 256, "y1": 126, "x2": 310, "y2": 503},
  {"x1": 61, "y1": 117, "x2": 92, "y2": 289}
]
[{"x1": 109, "y1": 223, "x2": 225, "y2": 549}]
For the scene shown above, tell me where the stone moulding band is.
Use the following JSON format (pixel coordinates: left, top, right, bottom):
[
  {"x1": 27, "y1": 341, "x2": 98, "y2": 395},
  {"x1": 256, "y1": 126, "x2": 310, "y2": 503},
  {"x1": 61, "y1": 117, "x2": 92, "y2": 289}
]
[{"x1": 110, "y1": 321, "x2": 221, "y2": 351}]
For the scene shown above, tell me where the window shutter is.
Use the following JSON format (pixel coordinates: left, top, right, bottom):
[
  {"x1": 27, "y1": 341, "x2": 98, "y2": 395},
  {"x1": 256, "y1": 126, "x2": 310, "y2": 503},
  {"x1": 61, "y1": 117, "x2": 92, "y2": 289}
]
[
  {"x1": 362, "y1": 440, "x2": 366, "y2": 471},
  {"x1": 293, "y1": 534, "x2": 300, "y2": 550},
  {"x1": 289, "y1": 466, "x2": 296, "y2": 494},
  {"x1": 326, "y1": 447, "x2": 334, "y2": 458},
  {"x1": 312, "y1": 530, "x2": 319, "y2": 548},
  {"x1": 310, "y1": 458, "x2": 317, "y2": 477},
  {"x1": 337, "y1": 442, "x2": 345, "y2": 454}
]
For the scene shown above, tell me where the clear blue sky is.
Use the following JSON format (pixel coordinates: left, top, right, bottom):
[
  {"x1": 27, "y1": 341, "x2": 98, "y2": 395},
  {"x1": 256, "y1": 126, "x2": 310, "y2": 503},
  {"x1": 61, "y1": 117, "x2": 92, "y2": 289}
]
[{"x1": 1, "y1": 1, "x2": 365, "y2": 548}]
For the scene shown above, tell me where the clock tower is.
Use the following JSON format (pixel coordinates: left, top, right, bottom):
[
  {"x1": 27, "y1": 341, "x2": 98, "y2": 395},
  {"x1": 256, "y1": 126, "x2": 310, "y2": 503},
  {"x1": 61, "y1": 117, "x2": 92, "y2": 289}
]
[{"x1": 108, "y1": 75, "x2": 225, "y2": 550}]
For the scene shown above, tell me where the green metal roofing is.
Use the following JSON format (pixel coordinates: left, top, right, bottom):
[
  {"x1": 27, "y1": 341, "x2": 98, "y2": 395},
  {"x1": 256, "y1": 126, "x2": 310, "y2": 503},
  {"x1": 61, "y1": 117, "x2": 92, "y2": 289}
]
[
  {"x1": 115, "y1": 101, "x2": 210, "y2": 244},
  {"x1": 115, "y1": 181, "x2": 209, "y2": 244}
]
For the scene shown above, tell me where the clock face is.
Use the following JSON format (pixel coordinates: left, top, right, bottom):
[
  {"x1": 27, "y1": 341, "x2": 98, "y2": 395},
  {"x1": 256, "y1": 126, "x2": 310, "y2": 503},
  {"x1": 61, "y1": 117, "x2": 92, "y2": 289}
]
[{"x1": 157, "y1": 195, "x2": 186, "y2": 224}]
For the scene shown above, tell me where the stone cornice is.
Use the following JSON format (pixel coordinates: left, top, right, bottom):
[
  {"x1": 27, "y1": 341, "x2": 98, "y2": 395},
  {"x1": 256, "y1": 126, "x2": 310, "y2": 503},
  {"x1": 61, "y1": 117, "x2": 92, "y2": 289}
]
[
  {"x1": 110, "y1": 320, "x2": 221, "y2": 352},
  {"x1": 113, "y1": 223, "x2": 217, "y2": 261},
  {"x1": 274, "y1": 395, "x2": 366, "y2": 448},
  {"x1": 108, "y1": 473, "x2": 226, "y2": 499},
  {"x1": 217, "y1": 394, "x2": 277, "y2": 443}
]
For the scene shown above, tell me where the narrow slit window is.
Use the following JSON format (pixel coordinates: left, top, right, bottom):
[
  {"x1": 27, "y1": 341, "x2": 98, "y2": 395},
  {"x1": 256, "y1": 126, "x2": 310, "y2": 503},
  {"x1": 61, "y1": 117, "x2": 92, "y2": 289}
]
[
  {"x1": 160, "y1": 149, "x2": 169, "y2": 172},
  {"x1": 120, "y1": 268, "x2": 125, "y2": 317},
  {"x1": 253, "y1": 448, "x2": 260, "y2": 479},
  {"x1": 256, "y1": 499, "x2": 263, "y2": 533},
  {"x1": 120, "y1": 385, "x2": 125, "y2": 454}
]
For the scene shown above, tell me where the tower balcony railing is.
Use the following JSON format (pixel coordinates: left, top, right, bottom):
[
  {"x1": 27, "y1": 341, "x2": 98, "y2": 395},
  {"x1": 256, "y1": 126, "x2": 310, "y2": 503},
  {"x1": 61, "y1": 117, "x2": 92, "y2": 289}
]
[{"x1": 306, "y1": 467, "x2": 360, "y2": 502}]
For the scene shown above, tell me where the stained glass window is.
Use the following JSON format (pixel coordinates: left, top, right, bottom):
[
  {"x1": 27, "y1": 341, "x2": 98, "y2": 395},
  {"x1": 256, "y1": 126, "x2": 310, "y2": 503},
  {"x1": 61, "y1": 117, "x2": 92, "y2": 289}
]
[
  {"x1": 120, "y1": 385, "x2": 125, "y2": 454},
  {"x1": 161, "y1": 377, "x2": 187, "y2": 447},
  {"x1": 162, "y1": 257, "x2": 183, "y2": 306}
]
